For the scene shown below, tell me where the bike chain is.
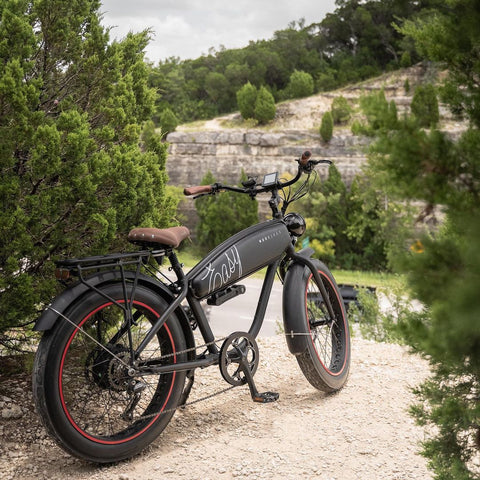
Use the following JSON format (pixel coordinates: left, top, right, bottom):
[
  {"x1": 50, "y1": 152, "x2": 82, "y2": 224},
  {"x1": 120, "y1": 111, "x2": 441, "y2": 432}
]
[
  {"x1": 47, "y1": 305, "x2": 321, "y2": 423},
  {"x1": 47, "y1": 306, "x2": 241, "y2": 420},
  {"x1": 131, "y1": 336, "x2": 246, "y2": 421}
]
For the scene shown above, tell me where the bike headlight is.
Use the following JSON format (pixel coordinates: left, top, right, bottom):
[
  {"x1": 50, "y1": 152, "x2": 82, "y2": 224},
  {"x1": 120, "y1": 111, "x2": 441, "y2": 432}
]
[{"x1": 284, "y1": 213, "x2": 306, "y2": 237}]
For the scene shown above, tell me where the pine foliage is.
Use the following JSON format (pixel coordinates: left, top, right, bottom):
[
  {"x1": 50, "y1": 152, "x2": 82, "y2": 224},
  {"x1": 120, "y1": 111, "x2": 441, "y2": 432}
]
[
  {"x1": 286, "y1": 70, "x2": 314, "y2": 98},
  {"x1": 320, "y1": 111, "x2": 334, "y2": 142},
  {"x1": 365, "y1": 1, "x2": 480, "y2": 477},
  {"x1": 0, "y1": 0, "x2": 176, "y2": 342},
  {"x1": 236, "y1": 82, "x2": 257, "y2": 120},
  {"x1": 159, "y1": 108, "x2": 179, "y2": 136},
  {"x1": 411, "y1": 84, "x2": 440, "y2": 127},
  {"x1": 331, "y1": 96, "x2": 352, "y2": 125}
]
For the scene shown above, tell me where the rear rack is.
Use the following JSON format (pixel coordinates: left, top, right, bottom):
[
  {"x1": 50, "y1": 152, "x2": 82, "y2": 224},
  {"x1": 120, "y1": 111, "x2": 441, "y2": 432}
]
[
  {"x1": 53, "y1": 249, "x2": 175, "y2": 329},
  {"x1": 55, "y1": 249, "x2": 169, "y2": 279}
]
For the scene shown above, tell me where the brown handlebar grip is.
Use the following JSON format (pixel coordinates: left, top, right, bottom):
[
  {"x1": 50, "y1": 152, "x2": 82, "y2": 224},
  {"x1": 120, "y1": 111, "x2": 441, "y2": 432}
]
[
  {"x1": 299, "y1": 150, "x2": 312, "y2": 166},
  {"x1": 184, "y1": 185, "x2": 213, "y2": 196}
]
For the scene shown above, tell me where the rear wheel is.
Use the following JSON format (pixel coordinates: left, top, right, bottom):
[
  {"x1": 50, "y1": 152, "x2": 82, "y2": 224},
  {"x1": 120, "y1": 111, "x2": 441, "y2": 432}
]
[
  {"x1": 295, "y1": 262, "x2": 350, "y2": 392},
  {"x1": 33, "y1": 284, "x2": 187, "y2": 463}
]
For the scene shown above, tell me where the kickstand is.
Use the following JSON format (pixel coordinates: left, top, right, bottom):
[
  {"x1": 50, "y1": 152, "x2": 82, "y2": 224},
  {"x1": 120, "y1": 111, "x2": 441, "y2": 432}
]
[
  {"x1": 237, "y1": 347, "x2": 279, "y2": 404},
  {"x1": 178, "y1": 370, "x2": 195, "y2": 408}
]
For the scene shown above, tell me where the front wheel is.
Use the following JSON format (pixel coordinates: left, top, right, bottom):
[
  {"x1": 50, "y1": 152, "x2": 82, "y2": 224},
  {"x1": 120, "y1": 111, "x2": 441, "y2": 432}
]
[
  {"x1": 33, "y1": 284, "x2": 187, "y2": 463},
  {"x1": 283, "y1": 259, "x2": 350, "y2": 392}
]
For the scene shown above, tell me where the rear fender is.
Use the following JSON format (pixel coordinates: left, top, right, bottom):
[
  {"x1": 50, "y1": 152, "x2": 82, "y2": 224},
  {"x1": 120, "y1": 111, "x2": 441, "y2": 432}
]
[{"x1": 34, "y1": 271, "x2": 196, "y2": 359}]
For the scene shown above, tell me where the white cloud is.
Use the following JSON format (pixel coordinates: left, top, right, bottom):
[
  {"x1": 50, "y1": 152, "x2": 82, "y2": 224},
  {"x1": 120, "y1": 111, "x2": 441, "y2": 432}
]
[{"x1": 101, "y1": 0, "x2": 336, "y2": 61}]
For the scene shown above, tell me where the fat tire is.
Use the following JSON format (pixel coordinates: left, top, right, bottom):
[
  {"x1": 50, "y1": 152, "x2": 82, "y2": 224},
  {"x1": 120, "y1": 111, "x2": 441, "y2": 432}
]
[
  {"x1": 286, "y1": 260, "x2": 350, "y2": 393},
  {"x1": 33, "y1": 284, "x2": 187, "y2": 463}
]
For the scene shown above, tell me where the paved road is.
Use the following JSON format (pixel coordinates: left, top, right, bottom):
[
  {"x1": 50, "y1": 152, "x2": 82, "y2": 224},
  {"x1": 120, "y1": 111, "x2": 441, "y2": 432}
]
[{"x1": 205, "y1": 277, "x2": 283, "y2": 337}]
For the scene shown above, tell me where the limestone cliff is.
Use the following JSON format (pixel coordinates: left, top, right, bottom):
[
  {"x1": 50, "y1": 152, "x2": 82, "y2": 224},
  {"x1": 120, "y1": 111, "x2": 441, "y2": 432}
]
[{"x1": 166, "y1": 65, "x2": 465, "y2": 227}]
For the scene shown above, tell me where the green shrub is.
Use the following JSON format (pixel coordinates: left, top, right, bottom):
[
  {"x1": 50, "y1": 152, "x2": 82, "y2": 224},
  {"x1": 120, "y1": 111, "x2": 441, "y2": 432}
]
[
  {"x1": 195, "y1": 171, "x2": 258, "y2": 253},
  {"x1": 159, "y1": 107, "x2": 179, "y2": 136},
  {"x1": 310, "y1": 238, "x2": 335, "y2": 263},
  {"x1": 411, "y1": 84, "x2": 439, "y2": 127},
  {"x1": 358, "y1": 90, "x2": 399, "y2": 134},
  {"x1": 236, "y1": 82, "x2": 257, "y2": 119},
  {"x1": 320, "y1": 111, "x2": 334, "y2": 142},
  {"x1": 348, "y1": 287, "x2": 407, "y2": 344},
  {"x1": 254, "y1": 87, "x2": 276, "y2": 124},
  {"x1": 387, "y1": 100, "x2": 398, "y2": 129},
  {"x1": 360, "y1": 90, "x2": 389, "y2": 131},
  {"x1": 316, "y1": 69, "x2": 337, "y2": 92},
  {"x1": 331, "y1": 96, "x2": 352, "y2": 124},
  {"x1": 141, "y1": 120, "x2": 157, "y2": 145},
  {"x1": 351, "y1": 119, "x2": 363, "y2": 135},
  {"x1": 0, "y1": 1, "x2": 176, "y2": 343},
  {"x1": 287, "y1": 70, "x2": 314, "y2": 98},
  {"x1": 400, "y1": 51, "x2": 412, "y2": 68}
]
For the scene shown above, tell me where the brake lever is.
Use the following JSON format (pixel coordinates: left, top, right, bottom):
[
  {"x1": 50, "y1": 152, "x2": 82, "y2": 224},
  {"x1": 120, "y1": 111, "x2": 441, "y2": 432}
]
[{"x1": 192, "y1": 193, "x2": 211, "y2": 200}]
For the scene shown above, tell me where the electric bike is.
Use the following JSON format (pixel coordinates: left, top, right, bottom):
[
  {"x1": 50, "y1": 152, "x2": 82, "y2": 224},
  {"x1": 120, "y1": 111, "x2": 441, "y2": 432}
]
[{"x1": 32, "y1": 151, "x2": 350, "y2": 463}]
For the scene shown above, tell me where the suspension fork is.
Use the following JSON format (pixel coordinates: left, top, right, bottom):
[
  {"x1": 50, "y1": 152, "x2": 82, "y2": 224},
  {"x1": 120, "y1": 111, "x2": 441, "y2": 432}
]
[{"x1": 285, "y1": 245, "x2": 336, "y2": 321}]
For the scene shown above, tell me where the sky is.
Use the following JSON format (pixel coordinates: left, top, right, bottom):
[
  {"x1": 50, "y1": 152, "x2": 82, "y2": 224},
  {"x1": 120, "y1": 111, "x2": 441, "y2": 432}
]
[{"x1": 100, "y1": 0, "x2": 337, "y2": 63}]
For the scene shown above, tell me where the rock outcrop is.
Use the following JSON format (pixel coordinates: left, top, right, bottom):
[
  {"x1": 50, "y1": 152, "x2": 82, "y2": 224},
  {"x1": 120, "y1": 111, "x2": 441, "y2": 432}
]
[
  {"x1": 167, "y1": 129, "x2": 370, "y2": 187},
  {"x1": 165, "y1": 65, "x2": 463, "y2": 228}
]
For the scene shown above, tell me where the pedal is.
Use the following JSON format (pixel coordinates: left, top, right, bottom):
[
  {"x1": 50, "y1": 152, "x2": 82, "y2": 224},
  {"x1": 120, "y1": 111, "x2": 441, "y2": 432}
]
[
  {"x1": 240, "y1": 361, "x2": 279, "y2": 404},
  {"x1": 207, "y1": 284, "x2": 245, "y2": 306},
  {"x1": 252, "y1": 391, "x2": 279, "y2": 403}
]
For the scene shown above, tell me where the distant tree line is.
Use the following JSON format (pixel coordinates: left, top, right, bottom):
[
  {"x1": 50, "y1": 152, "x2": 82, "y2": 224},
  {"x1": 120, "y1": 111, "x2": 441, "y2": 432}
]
[{"x1": 149, "y1": 0, "x2": 445, "y2": 127}]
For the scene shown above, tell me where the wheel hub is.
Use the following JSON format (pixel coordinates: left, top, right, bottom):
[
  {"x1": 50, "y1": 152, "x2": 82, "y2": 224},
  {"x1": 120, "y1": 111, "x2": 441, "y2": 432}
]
[{"x1": 86, "y1": 344, "x2": 131, "y2": 391}]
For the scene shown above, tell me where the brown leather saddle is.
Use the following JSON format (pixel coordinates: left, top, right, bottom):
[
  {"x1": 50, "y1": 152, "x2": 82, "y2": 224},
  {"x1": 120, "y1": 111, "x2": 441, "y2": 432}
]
[{"x1": 127, "y1": 226, "x2": 190, "y2": 249}]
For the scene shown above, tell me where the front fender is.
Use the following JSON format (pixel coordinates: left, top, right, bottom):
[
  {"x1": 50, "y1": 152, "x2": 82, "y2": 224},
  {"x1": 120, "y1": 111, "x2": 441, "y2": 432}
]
[
  {"x1": 34, "y1": 271, "x2": 196, "y2": 359},
  {"x1": 282, "y1": 247, "x2": 317, "y2": 355}
]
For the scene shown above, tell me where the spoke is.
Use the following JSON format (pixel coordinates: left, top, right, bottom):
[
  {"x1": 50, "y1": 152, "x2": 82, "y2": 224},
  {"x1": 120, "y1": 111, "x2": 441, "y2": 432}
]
[
  {"x1": 49, "y1": 306, "x2": 131, "y2": 369},
  {"x1": 62, "y1": 308, "x2": 161, "y2": 437},
  {"x1": 307, "y1": 275, "x2": 337, "y2": 367}
]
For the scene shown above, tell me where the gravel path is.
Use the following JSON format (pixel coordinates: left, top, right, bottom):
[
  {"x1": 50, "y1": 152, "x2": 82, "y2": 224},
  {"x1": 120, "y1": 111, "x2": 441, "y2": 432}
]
[{"x1": 0, "y1": 334, "x2": 431, "y2": 480}]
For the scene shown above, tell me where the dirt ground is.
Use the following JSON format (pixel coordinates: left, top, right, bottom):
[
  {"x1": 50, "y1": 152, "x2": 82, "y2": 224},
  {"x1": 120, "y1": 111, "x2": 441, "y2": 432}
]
[{"x1": 0, "y1": 334, "x2": 432, "y2": 480}]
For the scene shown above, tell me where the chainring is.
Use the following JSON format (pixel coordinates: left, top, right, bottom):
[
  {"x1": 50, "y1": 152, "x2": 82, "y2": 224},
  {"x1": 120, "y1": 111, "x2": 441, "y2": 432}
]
[{"x1": 219, "y1": 332, "x2": 259, "y2": 386}]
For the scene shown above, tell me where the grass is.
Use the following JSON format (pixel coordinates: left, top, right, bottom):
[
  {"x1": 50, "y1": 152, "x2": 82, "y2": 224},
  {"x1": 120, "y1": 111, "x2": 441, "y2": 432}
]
[
  {"x1": 331, "y1": 269, "x2": 404, "y2": 290},
  {"x1": 175, "y1": 119, "x2": 211, "y2": 131}
]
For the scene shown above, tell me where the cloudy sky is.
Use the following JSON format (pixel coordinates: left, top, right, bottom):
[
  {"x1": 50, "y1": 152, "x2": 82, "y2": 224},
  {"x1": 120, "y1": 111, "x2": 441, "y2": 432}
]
[{"x1": 100, "y1": 0, "x2": 337, "y2": 63}]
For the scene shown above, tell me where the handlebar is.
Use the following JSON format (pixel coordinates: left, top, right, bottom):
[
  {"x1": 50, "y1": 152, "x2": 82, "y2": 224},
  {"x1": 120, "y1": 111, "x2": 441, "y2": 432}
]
[
  {"x1": 183, "y1": 185, "x2": 213, "y2": 196},
  {"x1": 183, "y1": 150, "x2": 332, "y2": 198},
  {"x1": 299, "y1": 150, "x2": 312, "y2": 167}
]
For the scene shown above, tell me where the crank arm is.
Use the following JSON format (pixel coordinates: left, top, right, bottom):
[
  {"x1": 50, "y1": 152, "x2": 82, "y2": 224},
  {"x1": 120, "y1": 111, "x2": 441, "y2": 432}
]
[
  {"x1": 236, "y1": 347, "x2": 279, "y2": 404},
  {"x1": 137, "y1": 354, "x2": 219, "y2": 375}
]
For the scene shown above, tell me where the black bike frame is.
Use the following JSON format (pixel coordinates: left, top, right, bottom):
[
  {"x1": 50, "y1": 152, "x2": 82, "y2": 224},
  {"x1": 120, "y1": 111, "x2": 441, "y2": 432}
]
[
  {"x1": 134, "y1": 256, "x2": 282, "y2": 375},
  {"x1": 135, "y1": 252, "x2": 335, "y2": 378},
  {"x1": 44, "y1": 162, "x2": 337, "y2": 377}
]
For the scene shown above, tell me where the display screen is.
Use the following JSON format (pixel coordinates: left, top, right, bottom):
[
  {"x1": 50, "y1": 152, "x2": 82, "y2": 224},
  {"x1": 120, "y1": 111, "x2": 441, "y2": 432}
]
[{"x1": 262, "y1": 172, "x2": 278, "y2": 187}]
